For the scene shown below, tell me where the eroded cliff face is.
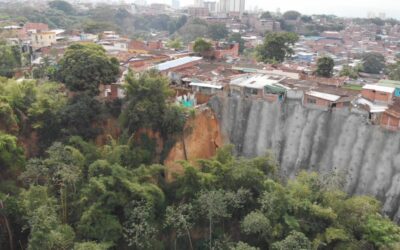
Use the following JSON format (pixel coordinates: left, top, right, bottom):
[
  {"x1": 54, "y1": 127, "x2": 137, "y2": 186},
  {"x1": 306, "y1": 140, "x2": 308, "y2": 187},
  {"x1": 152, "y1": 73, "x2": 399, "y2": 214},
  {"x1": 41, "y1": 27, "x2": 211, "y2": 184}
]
[
  {"x1": 209, "y1": 96, "x2": 400, "y2": 222},
  {"x1": 165, "y1": 108, "x2": 223, "y2": 180}
]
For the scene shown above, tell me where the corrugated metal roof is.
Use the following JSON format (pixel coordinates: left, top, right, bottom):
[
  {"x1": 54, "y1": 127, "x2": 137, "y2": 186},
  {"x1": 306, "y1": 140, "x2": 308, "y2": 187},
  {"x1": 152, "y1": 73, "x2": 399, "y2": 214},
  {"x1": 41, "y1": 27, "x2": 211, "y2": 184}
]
[
  {"x1": 230, "y1": 74, "x2": 284, "y2": 89},
  {"x1": 378, "y1": 80, "x2": 400, "y2": 88},
  {"x1": 363, "y1": 84, "x2": 395, "y2": 93},
  {"x1": 306, "y1": 91, "x2": 341, "y2": 102},
  {"x1": 153, "y1": 56, "x2": 202, "y2": 71},
  {"x1": 189, "y1": 82, "x2": 223, "y2": 89}
]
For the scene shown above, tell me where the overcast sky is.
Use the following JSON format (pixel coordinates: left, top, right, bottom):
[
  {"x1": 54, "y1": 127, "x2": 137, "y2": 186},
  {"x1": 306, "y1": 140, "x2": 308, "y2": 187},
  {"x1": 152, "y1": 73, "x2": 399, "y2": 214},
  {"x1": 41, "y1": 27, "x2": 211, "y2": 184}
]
[{"x1": 145, "y1": 0, "x2": 400, "y2": 19}]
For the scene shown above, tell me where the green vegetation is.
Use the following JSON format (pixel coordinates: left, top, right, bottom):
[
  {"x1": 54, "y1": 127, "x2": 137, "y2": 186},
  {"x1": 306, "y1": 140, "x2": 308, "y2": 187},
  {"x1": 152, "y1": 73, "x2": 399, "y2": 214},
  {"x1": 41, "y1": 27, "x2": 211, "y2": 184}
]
[
  {"x1": 256, "y1": 32, "x2": 299, "y2": 64},
  {"x1": 208, "y1": 23, "x2": 229, "y2": 40},
  {"x1": 57, "y1": 43, "x2": 119, "y2": 96},
  {"x1": 229, "y1": 33, "x2": 246, "y2": 53},
  {"x1": 0, "y1": 43, "x2": 21, "y2": 78},
  {"x1": 316, "y1": 56, "x2": 335, "y2": 77},
  {"x1": 343, "y1": 84, "x2": 363, "y2": 91},
  {"x1": 2, "y1": 136, "x2": 400, "y2": 249},
  {"x1": 362, "y1": 52, "x2": 385, "y2": 74},
  {"x1": 340, "y1": 65, "x2": 361, "y2": 79},
  {"x1": 166, "y1": 37, "x2": 183, "y2": 50},
  {"x1": 283, "y1": 10, "x2": 302, "y2": 20},
  {"x1": 193, "y1": 38, "x2": 213, "y2": 57},
  {"x1": 388, "y1": 61, "x2": 400, "y2": 81}
]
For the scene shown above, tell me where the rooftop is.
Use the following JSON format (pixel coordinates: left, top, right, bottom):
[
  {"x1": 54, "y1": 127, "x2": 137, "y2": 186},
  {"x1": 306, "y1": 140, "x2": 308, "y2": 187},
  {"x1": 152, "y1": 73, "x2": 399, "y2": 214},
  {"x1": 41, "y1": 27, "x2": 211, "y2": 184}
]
[
  {"x1": 153, "y1": 56, "x2": 202, "y2": 72},
  {"x1": 362, "y1": 84, "x2": 395, "y2": 93},
  {"x1": 305, "y1": 90, "x2": 341, "y2": 102},
  {"x1": 230, "y1": 74, "x2": 284, "y2": 89}
]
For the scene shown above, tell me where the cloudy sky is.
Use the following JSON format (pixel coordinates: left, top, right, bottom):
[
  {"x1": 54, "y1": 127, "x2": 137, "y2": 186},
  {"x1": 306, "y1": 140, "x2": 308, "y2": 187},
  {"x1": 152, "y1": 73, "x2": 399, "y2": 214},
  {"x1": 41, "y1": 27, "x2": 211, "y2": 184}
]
[{"x1": 145, "y1": 0, "x2": 400, "y2": 18}]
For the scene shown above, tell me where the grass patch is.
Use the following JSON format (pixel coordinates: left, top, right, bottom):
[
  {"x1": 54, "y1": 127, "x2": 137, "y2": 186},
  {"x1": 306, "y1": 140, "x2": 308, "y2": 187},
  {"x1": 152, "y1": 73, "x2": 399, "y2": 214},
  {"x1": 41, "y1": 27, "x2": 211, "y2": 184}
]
[{"x1": 343, "y1": 84, "x2": 363, "y2": 91}]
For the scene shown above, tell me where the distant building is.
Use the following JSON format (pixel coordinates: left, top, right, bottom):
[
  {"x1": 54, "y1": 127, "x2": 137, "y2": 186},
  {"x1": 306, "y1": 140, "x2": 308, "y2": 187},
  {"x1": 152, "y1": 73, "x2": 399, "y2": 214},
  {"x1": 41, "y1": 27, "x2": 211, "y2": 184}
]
[
  {"x1": 188, "y1": 7, "x2": 209, "y2": 17},
  {"x1": 172, "y1": 0, "x2": 180, "y2": 9},
  {"x1": 31, "y1": 31, "x2": 57, "y2": 49},
  {"x1": 194, "y1": 0, "x2": 204, "y2": 7},
  {"x1": 218, "y1": 0, "x2": 245, "y2": 16},
  {"x1": 204, "y1": 1, "x2": 217, "y2": 13}
]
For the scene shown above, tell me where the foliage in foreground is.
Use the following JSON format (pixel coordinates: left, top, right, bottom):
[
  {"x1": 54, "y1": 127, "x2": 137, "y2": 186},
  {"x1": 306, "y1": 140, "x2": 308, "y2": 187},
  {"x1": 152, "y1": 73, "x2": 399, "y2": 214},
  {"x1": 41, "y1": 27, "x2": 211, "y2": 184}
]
[{"x1": 1, "y1": 141, "x2": 399, "y2": 249}]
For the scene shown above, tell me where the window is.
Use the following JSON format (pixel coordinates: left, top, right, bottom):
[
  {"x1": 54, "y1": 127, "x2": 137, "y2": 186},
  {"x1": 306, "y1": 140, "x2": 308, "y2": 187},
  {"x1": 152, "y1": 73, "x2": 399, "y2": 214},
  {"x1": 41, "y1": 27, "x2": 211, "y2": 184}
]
[{"x1": 307, "y1": 98, "x2": 317, "y2": 104}]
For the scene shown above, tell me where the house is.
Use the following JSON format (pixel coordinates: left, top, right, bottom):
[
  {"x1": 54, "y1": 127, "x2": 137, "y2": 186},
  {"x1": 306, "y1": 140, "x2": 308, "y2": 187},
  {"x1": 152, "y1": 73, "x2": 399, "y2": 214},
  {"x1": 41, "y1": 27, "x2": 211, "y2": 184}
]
[
  {"x1": 31, "y1": 31, "x2": 57, "y2": 49},
  {"x1": 152, "y1": 56, "x2": 203, "y2": 74},
  {"x1": 380, "y1": 100, "x2": 400, "y2": 130},
  {"x1": 189, "y1": 82, "x2": 223, "y2": 104},
  {"x1": 229, "y1": 74, "x2": 289, "y2": 102},
  {"x1": 214, "y1": 43, "x2": 239, "y2": 60},
  {"x1": 303, "y1": 90, "x2": 352, "y2": 110},
  {"x1": 378, "y1": 80, "x2": 400, "y2": 97},
  {"x1": 361, "y1": 84, "x2": 395, "y2": 104}
]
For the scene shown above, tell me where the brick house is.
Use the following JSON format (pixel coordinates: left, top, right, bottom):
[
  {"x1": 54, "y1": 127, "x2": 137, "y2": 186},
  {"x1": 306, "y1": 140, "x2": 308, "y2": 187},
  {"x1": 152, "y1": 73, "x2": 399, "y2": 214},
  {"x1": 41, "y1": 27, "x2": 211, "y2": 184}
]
[
  {"x1": 214, "y1": 43, "x2": 239, "y2": 60},
  {"x1": 380, "y1": 100, "x2": 400, "y2": 130},
  {"x1": 361, "y1": 84, "x2": 395, "y2": 104},
  {"x1": 303, "y1": 90, "x2": 351, "y2": 109}
]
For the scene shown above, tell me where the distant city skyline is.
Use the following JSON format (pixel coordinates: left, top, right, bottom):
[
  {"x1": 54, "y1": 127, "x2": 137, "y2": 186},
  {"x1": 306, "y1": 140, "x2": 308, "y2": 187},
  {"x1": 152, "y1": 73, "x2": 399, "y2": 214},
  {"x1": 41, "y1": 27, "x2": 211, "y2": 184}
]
[{"x1": 141, "y1": 0, "x2": 400, "y2": 19}]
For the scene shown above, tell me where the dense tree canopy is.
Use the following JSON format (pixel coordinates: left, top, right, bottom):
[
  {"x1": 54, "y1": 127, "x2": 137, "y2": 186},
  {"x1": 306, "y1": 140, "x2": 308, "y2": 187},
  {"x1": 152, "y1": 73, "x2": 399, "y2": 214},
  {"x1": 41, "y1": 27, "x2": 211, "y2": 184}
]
[
  {"x1": 0, "y1": 44, "x2": 21, "y2": 78},
  {"x1": 316, "y1": 56, "x2": 335, "y2": 77},
  {"x1": 57, "y1": 43, "x2": 119, "y2": 95},
  {"x1": 362, "y1": 52, "x2": 385, "y2": 74},
  {"x1": 388, "y1": 61, "x2": 400, "y2": 81},
  {"x1": 256, "y1": 32, "x2": 299, "y2": 64},
  {"x1": 283, "y1": 11, "x2": 302, "y2": 20},
  {"x1": 120, "y1": 70, "x2": 186, "y2": 137},
  {"x1": 193, "y1": 38, "x2": 213, "y2": 57},
  {"x1": 208, "y1": 23, "x2": 229, "y2": 40},
  {"x1": 48, "y1": 0, "x2": 75, "y2": 15}
]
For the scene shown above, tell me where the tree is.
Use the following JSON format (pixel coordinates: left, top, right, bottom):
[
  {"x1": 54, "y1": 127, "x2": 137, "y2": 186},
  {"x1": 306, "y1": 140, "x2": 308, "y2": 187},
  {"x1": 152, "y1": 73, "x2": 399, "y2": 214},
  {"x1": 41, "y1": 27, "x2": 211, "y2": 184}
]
[
  {"x1": 166, "y1": 38, "x2": 183, "y2": 50},
  {"x1": 256, "y1": 32, "x2": 299, "y2": 64},
  {"x1": 197, "y1": 189, "x2": 249, "y2": 250},
  {"x1": 164, "y1": 204, "x2": 195, "y2": 250},
  {"x1": 208, "y1": 23, "x2": 229, "y2": 40},
  {"x1": 272, "y1": 231, "x2": 311, "y2": 250},
  {"x1": 0, "y1": 44, "x2": 21, "y2": 78},
  {"x1": 315, "y1": 56, "x2": 335, "y2": 77},
  {"x1": 57, "y1": 43, "x2": 119, "y2": 95},
  {"x1": 387, "y1": 61, "x2": 400, "y2": 80},
  {"x1": 231, "y1": 242, "x2": 260, "y2": 250},
  {"x1": 363, "y1": 215, "x2": 400, "y2": 248},
  {"x1": 20, "y1": 186, "x2": 75, "y2": 250},
  {"x1": 260, "y1": 12, "x2": 272, "y2": 19},
  {"x1": 229, "y1": 33, "x2": 245, "y2": 53},
  {"x1": 120, "y1": 70, "x2": 186, "y2": 138},
  {"x1": 59, "y1": 94, "x2": 103, "y2": 140},
  {"x1": 48, "y1": 0, "x2": 75, "y2": 15},
  {"x1": 193, "y1": 38, "x2": 213, "y2": 57},
  {"x1": 241, "y1": 211, "x2": 271, "y2": 238},
  {"x1": 283, "y1": 11, "x2": 301, "y2": 20},
  {"x1": 123, "y1": 200, "x2": 158, "y2": 249},
  {"x1": 361, "y1": 52, "x2": 385, "y2": 74},
  {"x1": 0, "y1": 132, "x2": 25, "y2": 179},
  {"x1": 339, "y1": 65, "x2": 360, "y2": 79}
]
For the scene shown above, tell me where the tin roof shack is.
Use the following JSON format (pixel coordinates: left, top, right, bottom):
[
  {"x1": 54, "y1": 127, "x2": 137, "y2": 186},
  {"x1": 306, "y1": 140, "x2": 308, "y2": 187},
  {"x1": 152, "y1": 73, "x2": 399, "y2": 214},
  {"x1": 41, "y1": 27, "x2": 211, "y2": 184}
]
[
  {"x1": 189, "y1": 82, "x2": 223, "y2": 104},
  {"x1": 153, "y1": 56, "x2": 203, "y2": 83},
  {"x1": 380, "y1": 100, "x2": 400, "y2": 131},
  {"x1": 303, "y1": 90, "x2": 352, "y2": 111},
  {"x1": 229, "y1": 74, "x2": 289, "y2": 102},
  {"x1": 361, "y1": 84, "x2": 395, "y2": 105},
  {"x1": 378, "y1": 80, "x2": 400, "y2": 97}
]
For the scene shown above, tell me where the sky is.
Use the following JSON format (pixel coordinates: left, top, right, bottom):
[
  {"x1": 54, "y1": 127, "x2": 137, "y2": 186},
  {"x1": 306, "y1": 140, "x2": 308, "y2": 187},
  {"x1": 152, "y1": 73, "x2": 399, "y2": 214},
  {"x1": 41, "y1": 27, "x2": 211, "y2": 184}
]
[{"x1": 144, "y1": 0, "x2": 400, "y2": 19}]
